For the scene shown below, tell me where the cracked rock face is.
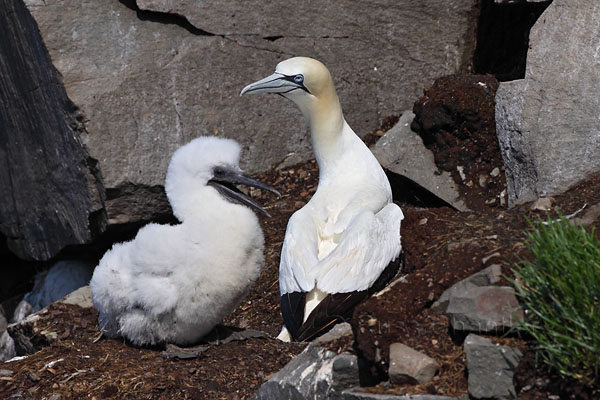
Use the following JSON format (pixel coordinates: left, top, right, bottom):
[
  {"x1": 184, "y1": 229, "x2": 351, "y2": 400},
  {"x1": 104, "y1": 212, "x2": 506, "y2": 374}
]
[
  {"x1": 495, "y1": 0, "x2": 600, "y2": 205},
  {"x1": 254, "y1": 345, "x2": 360, "y2": 400},
  {"x1": 0, "y1": 0, "x2": 106, "y2": 261},
  {"x1": 23, "y1": 0, "x2": 476, "y2": 225}
]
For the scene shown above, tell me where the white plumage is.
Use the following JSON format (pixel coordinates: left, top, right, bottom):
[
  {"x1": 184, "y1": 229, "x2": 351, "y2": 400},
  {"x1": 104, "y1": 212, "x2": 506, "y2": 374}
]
[
  {"x1": 241, "y1": 57, "x2": 404, "y2": 341},
  {"x1": 90, "y1": 136, "x2": 277, "y2": 346}
]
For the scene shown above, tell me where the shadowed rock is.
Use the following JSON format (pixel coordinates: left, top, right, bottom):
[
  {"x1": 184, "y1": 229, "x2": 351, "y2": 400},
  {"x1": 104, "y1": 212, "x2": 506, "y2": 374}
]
[{"x1": 0, "y1": 0, "x2": 106, "y2": 261}]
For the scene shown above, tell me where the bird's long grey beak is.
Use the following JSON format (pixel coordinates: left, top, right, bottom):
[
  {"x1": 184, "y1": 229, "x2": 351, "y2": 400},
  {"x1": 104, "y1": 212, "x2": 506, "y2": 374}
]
[
  {"x1": 240, "y1": 73, "x2": 301, "y2": 96},
  {"x1": 208, "y1": 166, "x2": 280, "y2": 217}
]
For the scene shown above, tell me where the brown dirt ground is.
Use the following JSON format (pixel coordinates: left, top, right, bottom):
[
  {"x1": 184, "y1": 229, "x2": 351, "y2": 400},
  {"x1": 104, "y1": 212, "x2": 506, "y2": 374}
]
[{"x1": 2, "y1": 74, "x2": 600, "y2": 399}]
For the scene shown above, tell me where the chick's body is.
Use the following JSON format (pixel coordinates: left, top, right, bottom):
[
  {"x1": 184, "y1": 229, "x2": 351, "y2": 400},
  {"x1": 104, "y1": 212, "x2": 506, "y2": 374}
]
[{"x1": 90, "y1": 137, "x2": 269, "y2": 346}]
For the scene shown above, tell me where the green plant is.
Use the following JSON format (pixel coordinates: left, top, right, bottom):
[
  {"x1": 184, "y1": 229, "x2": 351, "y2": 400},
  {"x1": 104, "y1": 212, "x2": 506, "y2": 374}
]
[{"x1": 513, "y1": 216, "x2": 600, "y2": 387}]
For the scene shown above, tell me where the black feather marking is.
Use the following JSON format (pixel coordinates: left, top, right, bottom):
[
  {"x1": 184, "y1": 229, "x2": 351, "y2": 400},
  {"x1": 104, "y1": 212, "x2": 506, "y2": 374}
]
[
  {"x1": 280, "y1": 292, "x2": 306, "y2": 339},
  {"x1": 281, "y1": 250, "x2": 405, "y2": 342}
]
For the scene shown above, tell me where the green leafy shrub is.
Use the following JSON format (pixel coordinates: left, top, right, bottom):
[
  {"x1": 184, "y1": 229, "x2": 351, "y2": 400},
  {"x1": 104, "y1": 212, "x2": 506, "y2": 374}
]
[{"x1": 513, "y1": 216, "x2": 600, "y2": 387}]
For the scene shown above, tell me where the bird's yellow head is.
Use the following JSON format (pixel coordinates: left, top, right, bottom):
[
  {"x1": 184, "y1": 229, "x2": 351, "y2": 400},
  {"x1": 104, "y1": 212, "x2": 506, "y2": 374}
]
[{"x1": 241, "y1": 57, "x2": 343, "y2": 134}]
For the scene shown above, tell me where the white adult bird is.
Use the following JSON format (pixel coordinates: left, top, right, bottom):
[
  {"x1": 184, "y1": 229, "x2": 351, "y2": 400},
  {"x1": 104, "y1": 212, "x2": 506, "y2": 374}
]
[
  {"x1": 241, "y1": 57, "x2": 404, "y2": 342},
  {"x1": 90, "y1": 136, "x2": 279, "y2": 346}
]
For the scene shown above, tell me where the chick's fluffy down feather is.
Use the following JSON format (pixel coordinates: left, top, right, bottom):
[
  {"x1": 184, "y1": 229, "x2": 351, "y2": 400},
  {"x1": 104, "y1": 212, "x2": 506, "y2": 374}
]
[{"x1": 90, "y1": 210, "x2": 264, "y2": 346}]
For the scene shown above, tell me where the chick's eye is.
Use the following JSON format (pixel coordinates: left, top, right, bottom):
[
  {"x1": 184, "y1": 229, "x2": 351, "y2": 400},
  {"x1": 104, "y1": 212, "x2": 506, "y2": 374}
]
[{"x1": 294, "y1": 74, "x2": 304, "y2": 83}]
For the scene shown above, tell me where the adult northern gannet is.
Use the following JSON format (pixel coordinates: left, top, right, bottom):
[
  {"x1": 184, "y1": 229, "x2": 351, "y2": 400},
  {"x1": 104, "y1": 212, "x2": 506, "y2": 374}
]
[
  {"x1": 241, "y1": 57, "x2": 404, "y2": 342},
  {"x1": 90, "y1": 136, "x2": 279, "y2": 346}
]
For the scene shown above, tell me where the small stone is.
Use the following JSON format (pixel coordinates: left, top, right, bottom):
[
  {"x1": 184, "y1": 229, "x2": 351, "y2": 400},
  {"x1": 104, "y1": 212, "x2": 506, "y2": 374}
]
[
  {"x1": 490, "y1": 167, "x2": 500, "y2": 177},
  {"x1": 478, "y1": 174, "x2": 488, "y2": 188},
  {"x1": 419, "y1": 217, "x2": 428, "y2": 225},
  {"x1": 389, "y1": 343, "x2": 439, "y2": 385},
  {"x1": 457, "y1": 166, "x2": 467, "y2": 182},
  {"x1": 530, "y1": 197, "x2": 555, "y2": 211},
  {"x1": 499, "y1": 189, "x2": 507, "y2": 207}
]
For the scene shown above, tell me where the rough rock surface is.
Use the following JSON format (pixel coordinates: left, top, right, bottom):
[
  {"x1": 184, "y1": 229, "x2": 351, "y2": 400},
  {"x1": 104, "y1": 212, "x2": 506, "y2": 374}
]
[
  {"x1": 254, "y1": 344, "x2": 359, "y2": 400},
  {"x1": 388, "y1": 343, "x2": 439, "y2": 385},
  {"x1": 432, "y1": 265, "x2": 502, "y2": 313},
  {"x1": 373, "y1": 111, "x2": 469, "y2": 212},
  {"x1": 0, "y1": 306, "x2": 15, "y2": 361},
  {"x1": 495, "y1": 0, "x2": 548, "y2": 3},
  {"x1": 446, "y1": 286, "x2": 523, "y2": 333},
  {"x1": 24, "y1": 0, "x2": 476, "y2": 225},
  {"x1": 0, "y1": 0, "x2": 106, "y2": 261},
  {"x1": 341, "y1": 392, "x2": 461, "y2": 400},
  {"x1": 313, "y1": 322, "x2": 353, "y2": 345},
  {"x1": 464, "y1": 334, "x2": 522, "y2": 399},
  {"x1": 495, "y1": 0, "x2": 600, "y2": 205}
]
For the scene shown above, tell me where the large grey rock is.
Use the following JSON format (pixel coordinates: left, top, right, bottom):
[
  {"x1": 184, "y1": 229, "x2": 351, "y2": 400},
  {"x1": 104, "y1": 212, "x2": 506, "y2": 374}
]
[
  {"x1": 495, "y1": 0, "x2": 600, "y2": 206},
  {"x1": 464, "y1": 334, "x2": 522, "y2": 399},
  {"x1": 388, "y1": 343, "x2": 439, "y2": 385},
  {"x1": 494, "y1": 0, "x2": 549, "y2": 3},
  {"x1": 25, "y1": 0, "x2": 476, "y2": 225},
  {"x1": 0, "y1": 0, "x2": 106, "y2": 261},
  {"x1": 373, "y1": 111, "x2": 469, "y2": 211},
  {"x1": 254, "y1": 344, "x2": 359, "y2": 400},
  {"x1": 446, "y1": 286, "x2": 523, "y2": 333},
  {"x1": 341, "y1": 392, "x2": 461, "y2": 400},
  {"x1": 432, "y1": 265, "x2": 502, "y2": 313}
]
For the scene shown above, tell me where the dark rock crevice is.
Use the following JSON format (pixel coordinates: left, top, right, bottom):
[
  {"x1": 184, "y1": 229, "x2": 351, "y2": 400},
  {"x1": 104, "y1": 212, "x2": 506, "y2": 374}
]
[
  {"x1": 118, "y1": 0, "x2": 215, "y2": 36},
  {"x1": 474, "y1": 0, "x2": 552, "y2": 81}
]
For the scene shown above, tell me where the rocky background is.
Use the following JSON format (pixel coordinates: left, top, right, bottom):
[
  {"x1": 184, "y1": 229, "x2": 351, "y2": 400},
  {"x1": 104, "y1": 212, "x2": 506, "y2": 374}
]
[{"x1": 1, "y1": 0, "x2": 600, "y2": 398}]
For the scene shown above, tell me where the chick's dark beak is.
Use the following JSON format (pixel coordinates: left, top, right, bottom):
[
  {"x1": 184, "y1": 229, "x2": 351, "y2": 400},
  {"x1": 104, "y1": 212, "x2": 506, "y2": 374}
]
[{"x1": 208, "y1": 166, "x2": 280, "y2": 217}]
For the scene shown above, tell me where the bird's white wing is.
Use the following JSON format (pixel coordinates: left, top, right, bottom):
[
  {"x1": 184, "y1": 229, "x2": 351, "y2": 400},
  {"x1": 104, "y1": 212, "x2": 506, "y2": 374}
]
[
  {"x1": 126, "y1": 223, "x2": 182, "y2": 316},
  {"x1": 316, "y1": 203, "x2": 404, "y2": 293},
  {"x1": 279, "y1": 208, "x2": 320, "y2": 294}
]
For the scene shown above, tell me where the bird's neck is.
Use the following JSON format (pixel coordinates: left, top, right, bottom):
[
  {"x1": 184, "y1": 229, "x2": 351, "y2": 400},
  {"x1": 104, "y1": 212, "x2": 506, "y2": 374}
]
[{"x1": 306, "y1": 92, "x2": 347, "y2": 170}]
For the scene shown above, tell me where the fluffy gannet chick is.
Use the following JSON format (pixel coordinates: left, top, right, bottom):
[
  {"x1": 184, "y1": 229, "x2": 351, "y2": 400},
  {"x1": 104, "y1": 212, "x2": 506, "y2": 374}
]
[
  {"x1": 241, "y1": 57, "x2": 404, "y2": 342},
  {"x1": 90, "y1": 136, "x2": 279, "y2": 346}
]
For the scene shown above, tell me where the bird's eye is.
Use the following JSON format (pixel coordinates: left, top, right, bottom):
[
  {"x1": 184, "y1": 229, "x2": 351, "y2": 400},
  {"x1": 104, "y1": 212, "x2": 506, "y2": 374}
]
[{"x1": 293, "y1": 74, "x2": 304, "y2": 84}]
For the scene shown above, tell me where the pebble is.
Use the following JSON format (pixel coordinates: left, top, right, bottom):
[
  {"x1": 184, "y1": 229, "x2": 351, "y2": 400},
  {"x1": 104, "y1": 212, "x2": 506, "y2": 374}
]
[
  {"x1": 530, "y1": 196, "x2": 554, "y2": 211},
  {"x1": 478, "y1": 174, "x2": 488, "y2": 188},
  {"x1": 28, "y1": 372, "x2": 40, "y2": 382},
  {"x1": 490, "y1": 167, "x2": 500, "y2": 177},
  {"x1": 457, "y1": 165, "x2": 467, "y2": 182}
]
